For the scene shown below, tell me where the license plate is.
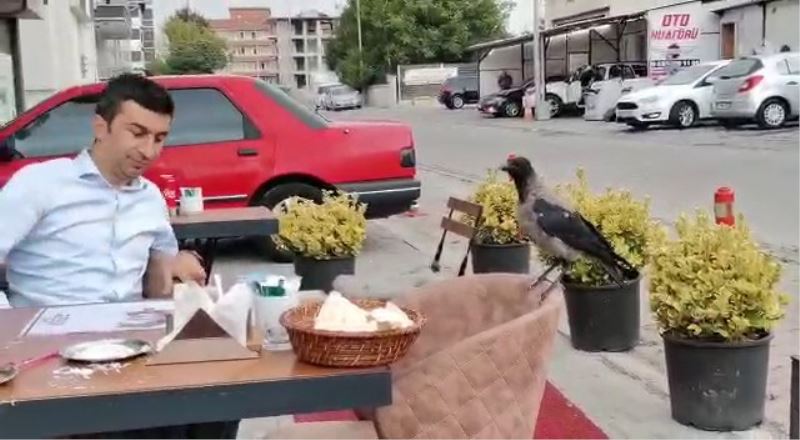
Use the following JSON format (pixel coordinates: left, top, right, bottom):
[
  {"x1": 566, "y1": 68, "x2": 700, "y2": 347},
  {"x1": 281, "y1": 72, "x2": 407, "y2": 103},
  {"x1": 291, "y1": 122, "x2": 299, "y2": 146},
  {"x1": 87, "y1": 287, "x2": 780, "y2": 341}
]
[{"x1": 716, "y1": 101, "x2": 731, "y2": 110}]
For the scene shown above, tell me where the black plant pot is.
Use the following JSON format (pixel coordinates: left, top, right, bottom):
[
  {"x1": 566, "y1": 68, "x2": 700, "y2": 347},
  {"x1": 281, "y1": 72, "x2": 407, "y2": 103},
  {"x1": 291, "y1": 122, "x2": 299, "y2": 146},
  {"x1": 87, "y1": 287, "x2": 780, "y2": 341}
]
[
  {"x1": 663, "y1": 332, "x2": 772, "y2": 431},
  {"x1": 470, "y1": 242, "x2": 530, "y2": 274},
  {"x1": 562, "y1": 275, "x2": 640, "y2": 352},
  {"x1": 294, "y1": 255, "x2": 355, "y2": 292}
]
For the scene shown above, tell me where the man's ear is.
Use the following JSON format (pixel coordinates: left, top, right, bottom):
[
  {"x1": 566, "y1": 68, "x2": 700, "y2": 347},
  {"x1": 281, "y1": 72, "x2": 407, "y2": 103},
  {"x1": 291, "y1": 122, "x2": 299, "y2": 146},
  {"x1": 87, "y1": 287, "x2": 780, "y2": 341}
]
[{"x1": 92, "y1": 114, "x2": 110, "y2": 142}]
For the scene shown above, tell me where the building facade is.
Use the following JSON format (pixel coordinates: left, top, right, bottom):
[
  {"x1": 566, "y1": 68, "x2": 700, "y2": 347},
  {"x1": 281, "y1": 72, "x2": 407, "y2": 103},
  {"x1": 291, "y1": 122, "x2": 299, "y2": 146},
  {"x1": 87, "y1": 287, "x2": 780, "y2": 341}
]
[
  {"x1": 210, "y1": 8, "x2": 279, "y2": 83},
  {"x1": 274, "y1": 10, "x2": 338, "y2": 89},
  {"x1": 95, "y1": 0, "x2": 154, "y2": 79}
]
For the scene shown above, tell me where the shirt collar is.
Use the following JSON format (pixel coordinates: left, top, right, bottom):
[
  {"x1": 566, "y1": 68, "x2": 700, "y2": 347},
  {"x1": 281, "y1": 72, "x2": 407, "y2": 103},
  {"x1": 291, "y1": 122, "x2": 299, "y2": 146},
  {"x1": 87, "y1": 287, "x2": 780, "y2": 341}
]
[{"x1": 73, "y1": 149, "x2": 147, "y2": 192}]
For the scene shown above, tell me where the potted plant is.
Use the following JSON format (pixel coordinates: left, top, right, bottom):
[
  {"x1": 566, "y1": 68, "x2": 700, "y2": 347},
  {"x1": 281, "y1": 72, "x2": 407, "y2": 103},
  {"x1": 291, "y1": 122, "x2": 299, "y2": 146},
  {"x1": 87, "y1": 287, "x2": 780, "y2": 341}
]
[
  {"x1": 277, "y1": 191, "x2": 367, "y2": 292},
  {"x1": 465, "y1": 170, "x2": 530, "y2": 274},
  {"x1": 540, "y1": 169, "x2": 665, "y2": 352},
  {"x1": 649, "y1": 210, "x2": 787, "y2": 431}
]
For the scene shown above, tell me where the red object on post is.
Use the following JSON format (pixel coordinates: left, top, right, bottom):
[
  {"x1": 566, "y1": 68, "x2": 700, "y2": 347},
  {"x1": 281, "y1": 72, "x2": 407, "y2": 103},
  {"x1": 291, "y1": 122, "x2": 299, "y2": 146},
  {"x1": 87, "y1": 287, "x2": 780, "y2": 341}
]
[
  {"x1": 714, "y1": 187, "x2": 735, "y2": 226},
  {"x1": 160, "y1": 174, "x2": 179, "y2": 216}
]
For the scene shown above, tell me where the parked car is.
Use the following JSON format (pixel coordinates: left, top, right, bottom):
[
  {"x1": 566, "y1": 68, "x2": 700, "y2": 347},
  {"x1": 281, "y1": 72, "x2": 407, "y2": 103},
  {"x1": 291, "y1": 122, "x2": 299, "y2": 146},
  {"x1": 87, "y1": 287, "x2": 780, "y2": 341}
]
[
  {"x1": 438, "y1": 75, "x2": 479, "y2": 109},
  {"x1": 709, "y1": 52, "x2": 800, "y2": 129},
  {"x1": 615, "y1": 60, "x2": 731, "y2": 129},
  {"x1": 478, "y1": 78, "x2": 538, "y2": 118},
  {"x1": 322, "y1": 84, "x2": 363, "y2": 111},
  {"x1": 315, "y1": 83, "x2": 341, "y2": 108},
  {"x1": 0, "y1": 75, "x2": 419, "y2": 260}
]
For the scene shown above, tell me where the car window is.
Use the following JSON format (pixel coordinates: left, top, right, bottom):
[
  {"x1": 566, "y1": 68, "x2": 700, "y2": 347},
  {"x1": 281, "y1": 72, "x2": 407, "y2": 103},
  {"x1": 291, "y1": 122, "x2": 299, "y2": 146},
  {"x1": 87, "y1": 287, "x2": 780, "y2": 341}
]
[
  {"x1": 785, "y1": 55, "x2": 800, "y2": 74},
  {"x1": 632, "y1": 64, "x2": 648, "y2": 77},
  {"x1": 166, "y1": 88, "x2": 256, "y2": 147},
  {"x1": 13, "y1": 96, "x2": 98, "y2": 158},
  {"x1": 622, "y1": 65, "x2": 636, "y2": 79},
  {"x1": 608, "y1": 65, "x2": 622, "y2": 79},
  {"x1": 661, "y1": 63, "x2": 719, "y2": 85},
  {"x1": 776, "y1": 60, "x2": 791, "y2": 75},
  {"x1": 711, "y1": 58, "x2": 763, "y2": 79},
  {"x1": 254, "y1": 80, "x2": 329, "y2": 129}
]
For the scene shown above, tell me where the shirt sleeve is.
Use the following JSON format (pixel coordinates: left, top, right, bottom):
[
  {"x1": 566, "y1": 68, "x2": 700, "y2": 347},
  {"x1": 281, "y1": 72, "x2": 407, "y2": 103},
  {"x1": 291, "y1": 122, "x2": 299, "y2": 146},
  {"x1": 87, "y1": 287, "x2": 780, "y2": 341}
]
[
  {"x1": 0, "y1": 168, "x2": 43, "y2": 263},
  {"x1": 150, "y1": 191, "x2": 179, "y2": 257}
]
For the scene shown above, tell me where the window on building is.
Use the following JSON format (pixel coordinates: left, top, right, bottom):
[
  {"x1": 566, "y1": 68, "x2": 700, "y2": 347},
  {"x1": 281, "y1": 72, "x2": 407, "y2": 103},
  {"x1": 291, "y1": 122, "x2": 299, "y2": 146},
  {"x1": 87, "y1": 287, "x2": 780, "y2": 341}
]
[
  {"x1": 251, "y1": 31, "x2": 257, "y2": 39},
  {"x1": 166, "y1": 89, "x2": 257, "y2": 146},
  {"x1": 143, "y1": 29, "x2": 154, "y2": 42},
  {"x1": 240, "y1": 47, "x2": 246, "y2": 55},
  {"x1": 293, "y1": 20, "x2": 303, "y2": 35},
  {"x1": 240, "y1": 31, "x2": 245, "y2": 39},
  {"x1": 13, "y1": 96, "x2": 98, "y2": 158},
  {"x1": 260, "y1": 62, "x2": 266, "y2": 70},
  {"x1": 295, "y1": 74, "x2": 307, "y2": 88},
  {"x1": 294, "y1": 40, "x2": 304, "y2": 53},
  {"x1": 307, "y1": 21, "x2": 317, "y2": 34},
  {"x1": 307, "y1": 56, "x2": 318, "y2": 70},
  {"x1": 252, "y1": 47, "x2": 258, "y2": 55},
  {"x1": 307, "y1": 39, "x2": 318, "y2": 53},
  {"x1": 131, "y1": 51, "x2": 143, "y2": 62},
  {"x1": 144, "y1": 50, "x2": 155, "y2": 62},
  {"x1": 295, "y1": 57, "x2": 306, "y2": 71},
  {"x1": 130, "y1": 28, "x2": 141, "y2": 39},
  {"x1": 142, "y1": 8, "x2": 153, "y2": 19},
  {"x1": 320, "y1": 21, "x2": 333, "y2": 34}
]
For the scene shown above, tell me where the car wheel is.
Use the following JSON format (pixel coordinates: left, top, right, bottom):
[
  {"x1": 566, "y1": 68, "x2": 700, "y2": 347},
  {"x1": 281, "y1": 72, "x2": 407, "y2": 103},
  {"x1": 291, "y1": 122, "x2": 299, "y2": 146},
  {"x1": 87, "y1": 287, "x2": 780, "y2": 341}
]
[
  {"x1": 254, "y1": 183, "x2": 323, "y2": 262},
  {"x1": 757, "y1": 98, "x2": 788, "y2": 129},
  {"x1": 504, "y1": 101, "x2": 521, "y2": 117},
  {"x1": 451, "y1": 94, "x2": 465, "y2": 109},
  {"x1": 545, "y1": 93, "x2": 563, "y2": 117},
  {"x1": 669, "y1": 101, "x2": 697, "y2": 129}
]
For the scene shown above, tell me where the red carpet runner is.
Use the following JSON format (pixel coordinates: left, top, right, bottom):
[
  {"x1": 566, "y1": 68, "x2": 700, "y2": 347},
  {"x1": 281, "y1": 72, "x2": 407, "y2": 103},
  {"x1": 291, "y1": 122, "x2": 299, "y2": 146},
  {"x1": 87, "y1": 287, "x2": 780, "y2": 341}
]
[{"x1": 294, "y1": 381, "x2": 607, "y2": 439}]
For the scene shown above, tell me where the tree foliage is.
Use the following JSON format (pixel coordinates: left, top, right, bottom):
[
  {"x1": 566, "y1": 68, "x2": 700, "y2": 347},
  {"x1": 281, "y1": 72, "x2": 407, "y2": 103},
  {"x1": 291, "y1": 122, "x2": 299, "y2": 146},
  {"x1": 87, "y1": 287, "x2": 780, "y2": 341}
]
[
  {"x1": 149, "y1": 9, "x2": 227, "y2": 75},
  {"x1": 326, "y1": 0, "x2": 511, "y2": 89}
]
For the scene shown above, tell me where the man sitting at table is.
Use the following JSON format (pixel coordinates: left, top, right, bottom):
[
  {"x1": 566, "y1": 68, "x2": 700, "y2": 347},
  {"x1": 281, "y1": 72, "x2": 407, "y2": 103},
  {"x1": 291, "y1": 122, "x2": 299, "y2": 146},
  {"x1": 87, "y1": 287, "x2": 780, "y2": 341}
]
[
  {"x1": 0, "y1": 75, "x2": 242, "y2": 438},
  {"x1": 0, "y1": 73, "x2": 206, "y2": 308}
]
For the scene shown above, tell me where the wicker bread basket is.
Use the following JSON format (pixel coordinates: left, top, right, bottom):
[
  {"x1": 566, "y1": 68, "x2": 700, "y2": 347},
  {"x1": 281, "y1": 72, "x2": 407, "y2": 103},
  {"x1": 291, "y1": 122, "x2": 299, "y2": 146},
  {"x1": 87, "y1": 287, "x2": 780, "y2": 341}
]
[{"x1": 279, "y1": 298, "x2": 425, "y2": 367}]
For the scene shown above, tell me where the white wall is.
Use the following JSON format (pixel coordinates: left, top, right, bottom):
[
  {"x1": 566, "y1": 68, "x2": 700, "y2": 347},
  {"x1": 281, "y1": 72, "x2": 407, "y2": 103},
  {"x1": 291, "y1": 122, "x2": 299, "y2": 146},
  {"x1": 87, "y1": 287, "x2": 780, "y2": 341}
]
[
  {"x1": 18, "y1": 1, "x2": 97, "y2": 108},
  {"x1": 765, "y1": 0, "x2": 800, "y2": 52},
  {"x1": 718, "y1": 4, "x2": 764, "y2": 57}
]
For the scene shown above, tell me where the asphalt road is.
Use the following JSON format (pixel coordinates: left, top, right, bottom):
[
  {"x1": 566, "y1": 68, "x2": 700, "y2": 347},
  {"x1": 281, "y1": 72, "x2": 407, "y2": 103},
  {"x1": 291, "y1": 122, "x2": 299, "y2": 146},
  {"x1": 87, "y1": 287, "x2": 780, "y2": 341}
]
[{"x1": 218, "y1": 103, "x2": 799, "y2": 438}]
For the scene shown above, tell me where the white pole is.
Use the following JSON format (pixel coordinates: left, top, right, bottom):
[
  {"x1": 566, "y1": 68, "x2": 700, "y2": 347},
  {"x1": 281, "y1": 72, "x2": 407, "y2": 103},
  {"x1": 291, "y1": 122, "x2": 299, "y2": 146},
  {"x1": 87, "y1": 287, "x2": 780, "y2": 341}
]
[{"x1": 532, "y1": 0, "x2": 550, "y2": 120}]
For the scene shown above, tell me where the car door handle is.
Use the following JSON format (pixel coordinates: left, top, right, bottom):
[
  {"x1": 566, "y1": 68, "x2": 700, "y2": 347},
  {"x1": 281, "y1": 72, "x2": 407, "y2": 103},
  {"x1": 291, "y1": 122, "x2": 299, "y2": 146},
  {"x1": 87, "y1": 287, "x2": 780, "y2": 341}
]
[
  {"x1": 787, "y1": 81, "x2": 799, "y2": 86},
  {"x1": 237, "y1": 148, "x2": 258, "y2": 157}
]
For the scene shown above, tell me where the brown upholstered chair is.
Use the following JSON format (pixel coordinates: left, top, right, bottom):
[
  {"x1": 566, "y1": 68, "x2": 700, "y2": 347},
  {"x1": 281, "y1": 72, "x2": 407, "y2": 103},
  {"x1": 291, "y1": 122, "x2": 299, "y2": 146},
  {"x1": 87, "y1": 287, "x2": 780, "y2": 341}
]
[{"x1": 269, "y1": 273, "x2": 564, "y2": 439}]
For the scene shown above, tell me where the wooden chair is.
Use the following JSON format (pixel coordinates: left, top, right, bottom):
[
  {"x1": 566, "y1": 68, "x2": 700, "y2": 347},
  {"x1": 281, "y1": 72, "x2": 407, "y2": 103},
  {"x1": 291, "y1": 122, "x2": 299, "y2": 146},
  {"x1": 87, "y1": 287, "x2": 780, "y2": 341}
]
[{"x1": 430, "y1": 197, "x2": 483, "y2": 277}]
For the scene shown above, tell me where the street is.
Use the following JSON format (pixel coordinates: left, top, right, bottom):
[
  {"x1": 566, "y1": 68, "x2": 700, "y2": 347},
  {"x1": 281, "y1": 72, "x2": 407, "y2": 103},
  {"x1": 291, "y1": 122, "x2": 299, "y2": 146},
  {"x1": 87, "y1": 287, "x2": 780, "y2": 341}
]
[{"x1": 218, "y1": 104, "x2": 799, "y2": 438}]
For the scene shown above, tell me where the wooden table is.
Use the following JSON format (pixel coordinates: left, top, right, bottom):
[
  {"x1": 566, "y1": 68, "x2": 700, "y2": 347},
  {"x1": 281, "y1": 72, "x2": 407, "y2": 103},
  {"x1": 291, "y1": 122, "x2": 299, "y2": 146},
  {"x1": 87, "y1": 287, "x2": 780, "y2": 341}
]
[
  {"x1": 0, "y1": 306, "x2": 391, "y2": 438},
  {"x1": 170, "y1": 207, "x2": 279, "y2": 282}
]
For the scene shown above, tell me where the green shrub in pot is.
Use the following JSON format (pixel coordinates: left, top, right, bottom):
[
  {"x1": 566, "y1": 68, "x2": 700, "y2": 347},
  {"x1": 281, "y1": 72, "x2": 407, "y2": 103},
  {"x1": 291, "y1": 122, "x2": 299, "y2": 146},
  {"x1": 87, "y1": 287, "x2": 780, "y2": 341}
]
[
  {"x1": 537, "y1": 168, "x2": 666, "y2": 351},
  {"x1": 463, "y1": 170, "x2": 530, "y2": 274},
  {"x1": 649, "y1": 210, "x2": 788, "y2": 431},
  {"x1": 277, "y1": 191, "x2": 367, "y2": 291}
]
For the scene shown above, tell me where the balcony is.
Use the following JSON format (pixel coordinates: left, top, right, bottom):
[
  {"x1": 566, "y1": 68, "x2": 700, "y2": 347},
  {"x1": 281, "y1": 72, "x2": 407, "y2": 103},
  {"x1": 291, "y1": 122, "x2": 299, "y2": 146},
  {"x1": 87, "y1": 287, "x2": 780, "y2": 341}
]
[{"x1": 95, "y1": 1, "x2": 132, "y2": 40}]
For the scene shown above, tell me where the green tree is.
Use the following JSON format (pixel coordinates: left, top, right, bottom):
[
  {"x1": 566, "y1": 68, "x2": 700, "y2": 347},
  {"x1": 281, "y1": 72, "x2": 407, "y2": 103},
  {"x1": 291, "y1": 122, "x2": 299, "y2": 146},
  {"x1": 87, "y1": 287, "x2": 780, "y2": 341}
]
[
  {"x1": 150, "y1": 10, "x2": 228, "y2": 75},
  {"x1": 326, "y1": 0, "x2": 511, "y2": 89}
]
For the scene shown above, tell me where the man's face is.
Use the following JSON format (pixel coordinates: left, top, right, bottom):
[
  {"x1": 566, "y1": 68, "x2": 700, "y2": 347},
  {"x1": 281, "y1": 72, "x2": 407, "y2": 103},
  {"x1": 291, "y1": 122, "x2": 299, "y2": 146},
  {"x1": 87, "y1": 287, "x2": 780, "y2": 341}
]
[{"x1": 93, "y1": 100, "x2": 171, "y2": 182}]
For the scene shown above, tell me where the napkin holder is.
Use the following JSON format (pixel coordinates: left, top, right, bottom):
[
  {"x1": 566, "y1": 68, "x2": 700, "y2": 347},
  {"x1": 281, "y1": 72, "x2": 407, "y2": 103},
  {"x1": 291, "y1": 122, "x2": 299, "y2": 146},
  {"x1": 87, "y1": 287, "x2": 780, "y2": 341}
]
[{"x1": 146, "y1": 309, "x2": 262, "y2": 366}]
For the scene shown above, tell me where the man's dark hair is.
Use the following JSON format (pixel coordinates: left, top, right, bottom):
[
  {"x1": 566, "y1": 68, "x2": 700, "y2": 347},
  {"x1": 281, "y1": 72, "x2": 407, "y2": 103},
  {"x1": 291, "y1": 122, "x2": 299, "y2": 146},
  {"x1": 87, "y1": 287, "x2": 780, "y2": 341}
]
[{"x1": 96, "y1": 73, "x2": 174, "y2": 124}]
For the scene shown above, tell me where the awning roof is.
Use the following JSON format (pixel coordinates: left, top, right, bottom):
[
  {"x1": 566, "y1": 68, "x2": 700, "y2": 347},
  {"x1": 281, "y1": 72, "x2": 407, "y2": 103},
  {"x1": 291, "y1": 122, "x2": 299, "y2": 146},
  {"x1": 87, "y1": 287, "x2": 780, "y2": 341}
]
[{"x1": 465, "y1": 11, "x2": 646, "y2": 53}]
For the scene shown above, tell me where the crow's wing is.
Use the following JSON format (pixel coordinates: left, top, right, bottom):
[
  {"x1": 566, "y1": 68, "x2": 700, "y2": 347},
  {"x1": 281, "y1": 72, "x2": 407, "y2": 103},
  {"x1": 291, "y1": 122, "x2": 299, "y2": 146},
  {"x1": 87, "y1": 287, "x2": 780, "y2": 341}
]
[{"x1": 532, "y1": 198, "x2": 621, "y2": 264}]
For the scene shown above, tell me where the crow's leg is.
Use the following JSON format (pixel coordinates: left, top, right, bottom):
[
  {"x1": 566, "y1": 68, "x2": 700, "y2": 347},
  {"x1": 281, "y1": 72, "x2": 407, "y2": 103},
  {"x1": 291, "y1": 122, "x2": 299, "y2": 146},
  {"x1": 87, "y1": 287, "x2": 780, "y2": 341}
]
[{"x1": 531, "y1": 262, "x2": 560, "y2": 289}]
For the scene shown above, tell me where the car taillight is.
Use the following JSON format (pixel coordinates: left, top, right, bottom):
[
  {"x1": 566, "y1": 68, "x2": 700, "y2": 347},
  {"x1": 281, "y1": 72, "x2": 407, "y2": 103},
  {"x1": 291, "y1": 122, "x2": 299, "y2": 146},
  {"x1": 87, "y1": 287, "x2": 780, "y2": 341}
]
[
  {"x1": 738, "y1": 75, "x2": 764, "y2": 93},
  {"x1": 400, "y1": 147, "x2": 415, "y2": 168}
]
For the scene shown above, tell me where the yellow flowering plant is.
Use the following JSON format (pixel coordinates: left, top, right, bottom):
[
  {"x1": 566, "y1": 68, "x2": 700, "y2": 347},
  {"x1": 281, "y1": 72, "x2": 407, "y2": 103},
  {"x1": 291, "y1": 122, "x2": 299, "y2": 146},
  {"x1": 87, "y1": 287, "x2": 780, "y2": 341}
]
[
  {"x1": 649, "y1": 210, "x2": 788, "y2": 341},
  {"x1": 539, "y1": 168, "x2": 666, "y2": 286},
  {"x1": 464, "y1": 170, "x2": 525, "y2": 245},
  {"x1": 276, "y1": 190, "x2": 367, "y2": 260}
]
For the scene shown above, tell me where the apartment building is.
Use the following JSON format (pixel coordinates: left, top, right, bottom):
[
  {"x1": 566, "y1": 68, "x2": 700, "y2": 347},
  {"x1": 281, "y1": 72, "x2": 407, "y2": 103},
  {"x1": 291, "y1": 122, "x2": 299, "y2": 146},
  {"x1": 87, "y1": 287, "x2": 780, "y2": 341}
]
[
  {"x1": 95, "y1": 0, "x2": 154, "y2": 79},
  {"x1": 273, "y1": 10, "x2": 338, "y2": 89},
  {"x1": 210, "y1": 8, "x2": 279, "y2": 83}
]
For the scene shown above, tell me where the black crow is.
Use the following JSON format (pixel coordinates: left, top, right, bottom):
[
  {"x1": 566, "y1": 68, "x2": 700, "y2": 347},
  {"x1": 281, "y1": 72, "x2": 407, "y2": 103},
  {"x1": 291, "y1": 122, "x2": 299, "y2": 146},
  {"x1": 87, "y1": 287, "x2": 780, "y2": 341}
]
[{"x1": 501, "y1": 155, "x2": 639, "y2": 285}]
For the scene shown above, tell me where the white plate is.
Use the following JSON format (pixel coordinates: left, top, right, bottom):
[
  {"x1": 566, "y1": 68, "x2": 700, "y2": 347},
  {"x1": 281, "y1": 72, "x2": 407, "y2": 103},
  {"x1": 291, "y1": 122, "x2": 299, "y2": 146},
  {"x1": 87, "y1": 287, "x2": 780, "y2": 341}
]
[{"x1": 59, "y1": 338, "x2": 152, "y2": 363}]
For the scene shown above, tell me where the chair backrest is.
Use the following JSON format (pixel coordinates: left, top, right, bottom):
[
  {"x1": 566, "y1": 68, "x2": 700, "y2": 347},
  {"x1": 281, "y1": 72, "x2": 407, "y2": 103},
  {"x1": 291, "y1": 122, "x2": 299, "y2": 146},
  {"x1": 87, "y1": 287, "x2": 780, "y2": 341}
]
[
  {"x1": 430, "y1": 197, "x2": 483, "y2": 277},
  {"x1": 373, "y1": 274, "x2": 563, "y2": 439}
]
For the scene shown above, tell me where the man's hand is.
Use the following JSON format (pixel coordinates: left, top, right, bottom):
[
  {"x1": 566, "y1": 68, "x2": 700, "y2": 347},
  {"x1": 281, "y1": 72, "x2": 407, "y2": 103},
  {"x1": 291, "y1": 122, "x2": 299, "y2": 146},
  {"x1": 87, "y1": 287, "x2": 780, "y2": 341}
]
[{"x1": 172, "y1": 251, "x2": 207, "y2": 285}]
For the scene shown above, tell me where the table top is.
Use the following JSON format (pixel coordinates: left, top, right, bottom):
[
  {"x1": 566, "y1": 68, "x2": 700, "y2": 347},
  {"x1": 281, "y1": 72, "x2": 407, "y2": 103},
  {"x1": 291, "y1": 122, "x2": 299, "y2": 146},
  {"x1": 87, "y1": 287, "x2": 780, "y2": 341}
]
[
  {"x1": 170, "y1": 206, "x2": 279, "y2": 241},
  {"x1": 0, "y1": 305, "x2": 391, "y2": 437}
]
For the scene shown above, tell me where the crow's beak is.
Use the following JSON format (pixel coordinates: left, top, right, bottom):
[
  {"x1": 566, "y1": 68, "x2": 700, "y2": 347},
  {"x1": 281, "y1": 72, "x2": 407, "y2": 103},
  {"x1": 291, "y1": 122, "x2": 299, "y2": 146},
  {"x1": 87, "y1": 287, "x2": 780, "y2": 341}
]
[{"x1": 500, "y1": 164, "x2": 510, "y2": 172}]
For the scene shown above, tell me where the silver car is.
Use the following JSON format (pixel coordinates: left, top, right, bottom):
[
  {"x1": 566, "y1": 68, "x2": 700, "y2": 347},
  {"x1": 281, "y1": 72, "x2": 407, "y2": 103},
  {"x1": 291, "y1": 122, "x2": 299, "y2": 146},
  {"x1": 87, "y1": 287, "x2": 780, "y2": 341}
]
[
  {"x1": 323, "y1": 85, "x2": 363, "y2": 111},
  {"x1": 710, "y1": 52, "x2": 800, "y2": 128}
]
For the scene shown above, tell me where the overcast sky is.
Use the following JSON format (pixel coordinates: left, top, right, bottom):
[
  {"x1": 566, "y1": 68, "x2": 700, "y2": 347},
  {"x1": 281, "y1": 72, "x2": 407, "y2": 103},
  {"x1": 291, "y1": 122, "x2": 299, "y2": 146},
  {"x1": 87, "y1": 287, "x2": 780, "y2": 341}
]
[{"x1": 155, "y1": 0, "x2": 531, "y2": 35}]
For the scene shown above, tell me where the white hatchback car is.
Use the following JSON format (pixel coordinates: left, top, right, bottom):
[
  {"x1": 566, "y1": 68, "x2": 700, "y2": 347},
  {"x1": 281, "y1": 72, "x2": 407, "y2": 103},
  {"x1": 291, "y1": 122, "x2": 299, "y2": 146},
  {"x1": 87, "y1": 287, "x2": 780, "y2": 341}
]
[{"x1": 615, "y1": 60, "x2": 730, "y2": 129}]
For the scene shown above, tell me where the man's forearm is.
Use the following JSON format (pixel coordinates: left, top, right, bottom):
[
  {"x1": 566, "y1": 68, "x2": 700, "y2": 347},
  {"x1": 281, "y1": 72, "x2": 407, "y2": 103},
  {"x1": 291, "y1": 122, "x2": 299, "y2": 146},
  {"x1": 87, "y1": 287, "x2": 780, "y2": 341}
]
[{"x1": 143, "y1": 252, "x2": 174, "y2": 298}]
